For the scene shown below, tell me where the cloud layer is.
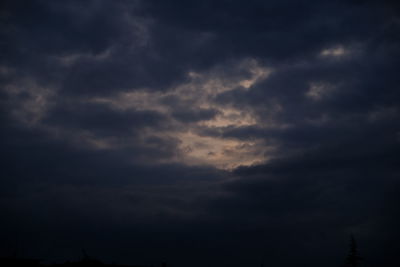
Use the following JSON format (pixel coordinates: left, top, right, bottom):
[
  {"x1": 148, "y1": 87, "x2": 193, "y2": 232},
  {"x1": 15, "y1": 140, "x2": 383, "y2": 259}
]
[{"x1": 1, "y1": 0, "x2": 400, "y2": 266}]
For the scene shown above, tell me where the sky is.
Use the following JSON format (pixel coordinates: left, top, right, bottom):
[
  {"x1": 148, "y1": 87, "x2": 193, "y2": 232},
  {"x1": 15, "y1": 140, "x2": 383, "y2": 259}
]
[{"x1": 0, "y1": 1, "x2": 399, "y2": 266}]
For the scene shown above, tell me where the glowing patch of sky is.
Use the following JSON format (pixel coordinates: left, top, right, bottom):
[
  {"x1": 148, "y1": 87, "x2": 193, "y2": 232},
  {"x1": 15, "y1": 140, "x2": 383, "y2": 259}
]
[{"x1": 92, "y1": 59, "x2": 272, "y2": 169}]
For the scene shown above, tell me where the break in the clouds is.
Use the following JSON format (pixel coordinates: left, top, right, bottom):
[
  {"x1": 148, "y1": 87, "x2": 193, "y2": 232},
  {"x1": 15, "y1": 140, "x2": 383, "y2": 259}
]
[
  {"x1": 1, "y1": 0, "x2": 400, "y2": 266},
  {"x1": 89, "y1": 58, "x2": 272, "y2": 169}
]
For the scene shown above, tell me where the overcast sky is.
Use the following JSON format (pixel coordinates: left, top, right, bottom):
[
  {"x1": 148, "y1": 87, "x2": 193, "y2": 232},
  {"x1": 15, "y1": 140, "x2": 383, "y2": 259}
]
[{"x1": 1, "y1": 1, "x2": 399, "y2": 266}]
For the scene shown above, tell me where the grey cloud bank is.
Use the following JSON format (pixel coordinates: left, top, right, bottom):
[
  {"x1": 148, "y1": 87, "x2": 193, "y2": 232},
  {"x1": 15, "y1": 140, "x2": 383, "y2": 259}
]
[{"x1": 1, "y1": 0, "x2": 399, "y2": 266}]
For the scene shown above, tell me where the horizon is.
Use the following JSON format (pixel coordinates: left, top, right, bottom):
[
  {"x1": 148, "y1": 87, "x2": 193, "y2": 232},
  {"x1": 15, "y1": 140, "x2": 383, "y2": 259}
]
[{"x1": 1, "y1": 1, "x2": 399, "y2": 266}]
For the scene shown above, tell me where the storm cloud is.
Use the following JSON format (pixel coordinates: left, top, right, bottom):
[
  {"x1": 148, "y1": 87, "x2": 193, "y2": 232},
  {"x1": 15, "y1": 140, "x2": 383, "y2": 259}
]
[{"x1": 1, "y1": 0, "x2": 399, "y2": 266}]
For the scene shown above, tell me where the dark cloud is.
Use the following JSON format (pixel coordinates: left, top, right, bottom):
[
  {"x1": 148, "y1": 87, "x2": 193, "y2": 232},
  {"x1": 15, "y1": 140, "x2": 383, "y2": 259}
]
[
  {"x1": 223, "y1": 145, "x2": 400, "y2": 266},
  {"x1": 1, "y1": 0, "x2": 399, "y2": 266},
  {"x1": 43, "y1": 102, "x2": 168, "y2": 137},
  {"x1": 172, "y1": 108, "x2": 219, "y2": 123}
]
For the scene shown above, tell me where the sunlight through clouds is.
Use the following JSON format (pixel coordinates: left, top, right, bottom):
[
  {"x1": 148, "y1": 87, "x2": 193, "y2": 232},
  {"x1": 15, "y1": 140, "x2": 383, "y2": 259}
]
[
  {"x1": 320, "y1": 45, "x2": 347, "y2": 57},
  {"x1": 90, "y1": 59, "x2": 272, "y2": 169}
]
